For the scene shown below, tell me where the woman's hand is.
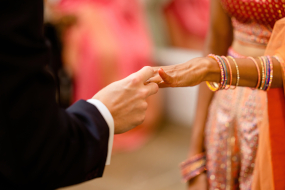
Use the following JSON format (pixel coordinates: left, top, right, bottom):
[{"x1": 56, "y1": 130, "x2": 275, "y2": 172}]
[
  {"x1": 187, "y1": 172, "x2": 208, "y2": 190},
  {"x1": 148, "y1": 57, "x2": 218, "y2": 88}
]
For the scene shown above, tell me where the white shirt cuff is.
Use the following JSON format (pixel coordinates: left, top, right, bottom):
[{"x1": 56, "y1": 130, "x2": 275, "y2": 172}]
[{"x1": 87, "y1": 99, "x2": 114, "y2": 165}]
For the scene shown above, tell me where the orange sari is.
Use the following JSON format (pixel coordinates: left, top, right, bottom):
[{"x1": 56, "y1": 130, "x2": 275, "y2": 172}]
[{"x1": 252, "y1": 18, "x2": 285, "y2": 190}]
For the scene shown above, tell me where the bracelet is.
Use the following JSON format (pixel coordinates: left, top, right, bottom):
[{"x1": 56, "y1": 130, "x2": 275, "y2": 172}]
[
  {"x1": 257, "y1": 56, "x2": 273, "y2": 91},
  {"x1": 258, "y1": 57, "x2": 266, "y2": 90},
  {"x1": 266, "y1": 56, "x2": 273, "y2": 91},
  {"x1": 260, "y1": 56, "x2": 268, "y2": 90},
  {"x1": 247, "y1": 57, "x2": 261, "y2": 89},
  {"x1": 205, "y1": 55, "x2": 273, "y2": 91},
  {"x1": 221, "y1": 56, "x2": 233, "y2": 90},
  {"x1": 264, "y1": 56, "x2": 270, "y2": 90},
  {"x1": 217, "y1": 55, "x2": 228, "y2": 90},
  {"x1": 180, "y1": 153, "x2": 206, "y2": 182},
  {"x1": 227, "y1": 56, "x2": 240, "y2": 89},
  {"x1": 263, "y1": 56, "x2": 271, "y2": 90},
  {"x1": 207, "y1": 54, "x2": 225, "y2": 91}
]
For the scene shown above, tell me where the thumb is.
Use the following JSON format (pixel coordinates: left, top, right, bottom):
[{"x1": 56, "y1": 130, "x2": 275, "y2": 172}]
[{"x1": 158, "y1": 68, "x2": 173, "y2": 85}]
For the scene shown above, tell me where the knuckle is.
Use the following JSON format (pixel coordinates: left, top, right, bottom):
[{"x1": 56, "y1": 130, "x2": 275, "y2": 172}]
[
  {"x1": 153, "y1": 83, "x2": 159, "y2": 92},
  {"x1": 143, "y1": 66, "x2": 154, "y2": 75},
  {"x1": 141, "y1": 101, "x2": 148, "y2": 110},
  {"x1": 143, "y1": 66, "x2": 153, "y2": 72},
  {"x1": 139, "y1": 89, "x2": 148, "y2": 98},
  {"x1": 134, "y1": 115, "x2": 145, "y2": 126},
  {"x1": 130, "y1": 76, "x2": 140, "y2": 85},
  {"x1": 139, "y1": 115, "x2": 146, "y2": 124},
  {"x1": 146, "y1": 83, "x2": 158, "y2": 95}
]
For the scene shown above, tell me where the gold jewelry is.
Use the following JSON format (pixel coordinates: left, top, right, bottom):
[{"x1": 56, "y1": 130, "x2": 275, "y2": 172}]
[{"x1": 227, "y1": 56, "x2": 240, "y2": 89}]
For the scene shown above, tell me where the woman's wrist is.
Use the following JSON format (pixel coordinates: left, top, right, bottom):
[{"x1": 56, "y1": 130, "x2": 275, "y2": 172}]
[
  {"x1": 202, "y1": 57, "x2": 221, "y2": 83},
  {"x1": 181, "y1": 152, "x2": 207, "y2": 182}
]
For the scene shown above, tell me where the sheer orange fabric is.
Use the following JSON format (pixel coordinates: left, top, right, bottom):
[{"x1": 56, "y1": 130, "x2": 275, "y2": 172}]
[{"x1": 252, "y1": 18, "x2": 285, "y2": 190}]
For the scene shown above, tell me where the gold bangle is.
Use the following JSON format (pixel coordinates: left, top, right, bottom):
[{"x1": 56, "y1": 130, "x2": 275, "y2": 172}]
[
  {"x1": 266, "y1": 56, "x2": 273, "y2": 91},
  {"x1": 227, "y1": 56, "x2": 239, "y2": 89},
  {"x1": 260, "y1": 57, "x2": 267, "y2": 90},
  {"x1": 206, "y1": 54, "x2": 225, "y2": 92},
  {"x1": 258, "y1": 57, "x2": 265, "y2": 90},
  {"x1": 206, "y1": 81, "x2": 220, "y2": 92}
]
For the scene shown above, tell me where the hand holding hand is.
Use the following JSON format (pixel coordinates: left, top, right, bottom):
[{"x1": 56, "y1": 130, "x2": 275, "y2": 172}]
[
  {"x1": 148, "y1": 57, "x2": 218, "y2": 88},
  {"x1": 93, "y1": 66, "x2": 159, "y2": 134}
]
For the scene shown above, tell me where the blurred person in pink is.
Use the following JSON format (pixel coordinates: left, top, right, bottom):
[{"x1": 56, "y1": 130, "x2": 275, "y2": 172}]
[
  {"x1": 163, "y1": 0, "x2": 210, "y2": 50},
  {"x1": 53, "y1": 0, "x2": 162, "y2": 152}
]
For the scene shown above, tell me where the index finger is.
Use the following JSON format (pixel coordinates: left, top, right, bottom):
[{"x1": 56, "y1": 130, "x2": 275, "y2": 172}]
[
  {"x1": 144, "y1": 82, "x2": 159, "y2": 97},
  {"x1": 136, "y1": 66, "x2": 155, "y2": 82}
]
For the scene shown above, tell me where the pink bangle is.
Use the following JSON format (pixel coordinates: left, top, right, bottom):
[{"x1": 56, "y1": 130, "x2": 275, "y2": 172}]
[
  {"x1": 180, "y1": 153, "x2": 206, "y2": 182},
  {"x1": 207, "y1": 54, "x2": 224, "y2": 91},
  {"x1": 221, "y1": 56, "x2": 232, "y2": 89},
  {"x1": 248, "y1": 57, "x2": 261, "y2": 89}
]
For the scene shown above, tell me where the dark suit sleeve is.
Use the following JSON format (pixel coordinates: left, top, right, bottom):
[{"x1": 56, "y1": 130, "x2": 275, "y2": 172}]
[
  {"x1": 0, "y1": 1, "x2": 110, "y2": 189},
  {"x1": 0, "y1": 68, "x2": 109, "y2": 189}
]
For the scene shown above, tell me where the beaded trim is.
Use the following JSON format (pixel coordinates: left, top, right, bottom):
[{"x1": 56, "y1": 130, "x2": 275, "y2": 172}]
[{"x1": 232, "y1": 18, "x2": 272, "y2": 48}]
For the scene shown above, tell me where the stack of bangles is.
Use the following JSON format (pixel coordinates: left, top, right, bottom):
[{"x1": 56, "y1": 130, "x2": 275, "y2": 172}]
[
  {"x1": 206, "y1": 54, "x2": 284, "y2": 91},
  {"x1": 180, "y1": 153, "x2": 206, "y2": 182},
  {"x1": 181, "y1": 56, "x2": 285, "y2": 182}
]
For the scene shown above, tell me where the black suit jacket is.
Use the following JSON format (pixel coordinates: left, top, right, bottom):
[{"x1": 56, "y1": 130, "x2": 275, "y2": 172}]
[{"x1": 0, "y1": 0, "x2": 109, "y2": 189}]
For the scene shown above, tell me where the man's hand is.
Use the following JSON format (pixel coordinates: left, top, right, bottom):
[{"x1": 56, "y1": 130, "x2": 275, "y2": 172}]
[{"x1": 92, "y1": 66, "x2": 159, "y2": 134}]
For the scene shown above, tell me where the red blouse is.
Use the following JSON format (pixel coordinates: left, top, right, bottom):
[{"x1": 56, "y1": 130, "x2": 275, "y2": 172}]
[
  {"x1": 219, "y1": 0, "x2": 285, "y2": 47},
  {"x1": 220, "y1": 0, "x2": 285, "y2": 28}
]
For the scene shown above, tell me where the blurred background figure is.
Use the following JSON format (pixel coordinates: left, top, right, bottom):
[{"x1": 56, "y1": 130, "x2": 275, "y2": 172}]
[
  {"x1": 163, "y1": 0, "x2": 209, "y2": 50},
  {"x1": 44, "y1": 0, "x2": 210, "y2": 189},
  {"x1": 45, "y1": 0, "x2": 163, "y2": 153}
]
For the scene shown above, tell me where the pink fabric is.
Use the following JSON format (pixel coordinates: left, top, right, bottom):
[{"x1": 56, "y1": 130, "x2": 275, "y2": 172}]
[
  {"x1": 164, "y1": 0, "x2": 210, "y2": 38},
  {"x1": 58, "y1": 0, "x2": 153, "y2": 101}
]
